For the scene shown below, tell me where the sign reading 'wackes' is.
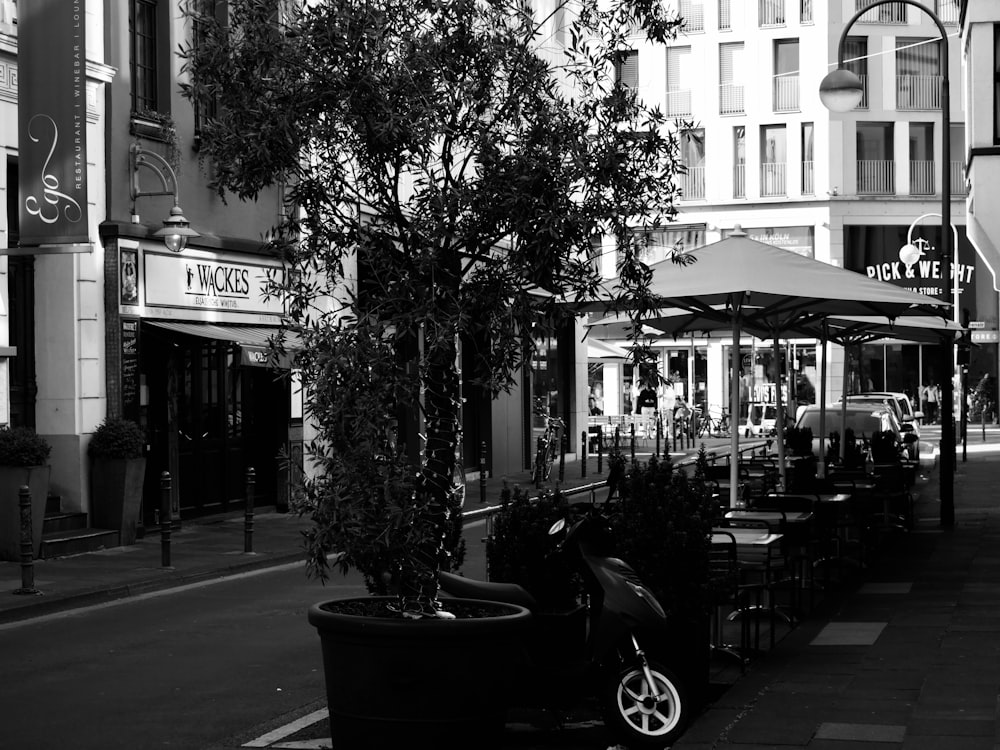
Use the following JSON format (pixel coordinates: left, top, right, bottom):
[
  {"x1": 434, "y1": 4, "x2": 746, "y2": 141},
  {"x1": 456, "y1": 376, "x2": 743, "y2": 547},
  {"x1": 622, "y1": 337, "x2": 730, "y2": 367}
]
[{"x1": 18, "y1": 0, "x2": 89, "y2": 247}]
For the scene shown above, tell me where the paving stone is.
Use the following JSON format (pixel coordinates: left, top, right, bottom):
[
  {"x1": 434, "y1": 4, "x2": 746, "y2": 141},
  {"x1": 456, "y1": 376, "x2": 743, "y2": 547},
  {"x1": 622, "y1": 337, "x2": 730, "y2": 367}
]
[
  {"x1": 811, "y1": 621, "x2": 887, "y2": 646},
  {"x1": 814, "y1": 722, "x2": 906, "y2": 742}
]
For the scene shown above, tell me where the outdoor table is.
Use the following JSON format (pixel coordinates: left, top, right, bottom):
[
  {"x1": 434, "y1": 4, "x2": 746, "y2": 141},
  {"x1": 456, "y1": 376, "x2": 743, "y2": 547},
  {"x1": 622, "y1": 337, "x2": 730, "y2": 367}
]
[
  {"x1": 724, "y1": 510, "x2": 812, "y2": 531},
  {"x1": 712, "y1": 527, "x2": 784, "y2": 553}
]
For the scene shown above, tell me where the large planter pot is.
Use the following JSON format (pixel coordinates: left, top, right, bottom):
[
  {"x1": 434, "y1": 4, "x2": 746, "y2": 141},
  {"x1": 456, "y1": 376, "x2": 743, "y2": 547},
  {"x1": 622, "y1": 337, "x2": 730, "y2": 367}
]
[
  {"x1": 91, "y1": 456, "x2": 147, "y2": 545},
  {"x1": 0, "y1": 465, "x2": 51, "y2": 561},
  {"x1": 308, "y1": 596, "x2": 532, "y2": 750}
]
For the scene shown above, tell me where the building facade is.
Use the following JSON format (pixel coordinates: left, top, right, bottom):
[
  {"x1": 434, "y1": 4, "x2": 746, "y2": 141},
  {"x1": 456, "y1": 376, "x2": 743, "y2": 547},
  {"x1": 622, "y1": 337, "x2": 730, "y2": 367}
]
[{"x1": 587, "y1": 0, "x2": 998, "y2": 430}]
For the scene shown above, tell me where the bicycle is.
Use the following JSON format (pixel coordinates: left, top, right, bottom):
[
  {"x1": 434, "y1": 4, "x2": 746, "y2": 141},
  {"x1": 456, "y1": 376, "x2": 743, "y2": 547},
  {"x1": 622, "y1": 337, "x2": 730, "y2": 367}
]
[
  {"x1": 532, "y1": 415, "x2": 566, "y2": 486},
  {"x1": 697, "y1": 408, "x2": 731, "y2": 439}
]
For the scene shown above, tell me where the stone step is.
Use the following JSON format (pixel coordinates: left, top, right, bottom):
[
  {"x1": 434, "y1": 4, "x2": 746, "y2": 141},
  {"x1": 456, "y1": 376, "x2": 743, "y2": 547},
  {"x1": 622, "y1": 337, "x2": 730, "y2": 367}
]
[
  {"x1": 39, "y1": 527, "x2": 120, "y2": 559},
  {"x1": 42, "y1": 511, "x2": 88, "y2": 535}
]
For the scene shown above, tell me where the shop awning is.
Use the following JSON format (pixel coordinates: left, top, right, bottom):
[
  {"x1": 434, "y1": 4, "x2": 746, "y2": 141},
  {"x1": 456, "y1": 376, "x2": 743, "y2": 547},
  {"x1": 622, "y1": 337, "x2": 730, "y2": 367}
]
[{"x1": 146, "y1": 321, "x2": 300, "y2": 369}]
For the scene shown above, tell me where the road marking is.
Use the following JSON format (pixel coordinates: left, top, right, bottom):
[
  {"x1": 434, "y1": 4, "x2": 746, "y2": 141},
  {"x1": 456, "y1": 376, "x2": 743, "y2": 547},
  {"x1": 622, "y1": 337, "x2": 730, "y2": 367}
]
[{"x1": 243, "y1": 708, "x2": 328, "y2": 748}]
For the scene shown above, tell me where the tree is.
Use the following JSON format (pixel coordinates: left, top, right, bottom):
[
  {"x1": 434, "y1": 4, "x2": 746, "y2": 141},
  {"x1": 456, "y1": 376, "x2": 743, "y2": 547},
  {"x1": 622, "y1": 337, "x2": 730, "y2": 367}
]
[{"x1": 181, "y1": 0, "x2": 685, "y2": 617}]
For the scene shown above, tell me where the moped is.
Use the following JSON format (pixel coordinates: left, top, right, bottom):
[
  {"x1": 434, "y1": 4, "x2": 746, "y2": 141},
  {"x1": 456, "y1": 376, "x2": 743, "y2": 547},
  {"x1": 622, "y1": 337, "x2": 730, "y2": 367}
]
[{"x1": 439, "y1": 502, "x2": 689, "y2": 747}]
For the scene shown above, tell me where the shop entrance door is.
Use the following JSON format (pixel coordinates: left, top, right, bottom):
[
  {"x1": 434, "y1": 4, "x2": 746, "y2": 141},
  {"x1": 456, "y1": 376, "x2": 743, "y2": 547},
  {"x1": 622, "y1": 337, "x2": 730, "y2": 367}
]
[{"x1": 142, "y1": 330, "x2": 289, "y2": 521}]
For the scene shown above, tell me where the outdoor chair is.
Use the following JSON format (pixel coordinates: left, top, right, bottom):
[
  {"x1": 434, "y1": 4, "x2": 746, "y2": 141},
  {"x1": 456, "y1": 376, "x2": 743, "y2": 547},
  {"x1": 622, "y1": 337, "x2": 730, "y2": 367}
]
[{"x1": 707, "y1": 531, "x2": 750, "y2": 669}]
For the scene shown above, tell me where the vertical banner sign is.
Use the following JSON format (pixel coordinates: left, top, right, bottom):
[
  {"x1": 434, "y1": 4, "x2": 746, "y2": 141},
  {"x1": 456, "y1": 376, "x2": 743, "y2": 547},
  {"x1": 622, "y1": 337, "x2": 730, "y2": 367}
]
[
  {"x1": 121, "y1": 319, "x2": 140, "y2": 422},
  {"x1": 18, "y1": 0, "x2": 89, "y2": 247}
]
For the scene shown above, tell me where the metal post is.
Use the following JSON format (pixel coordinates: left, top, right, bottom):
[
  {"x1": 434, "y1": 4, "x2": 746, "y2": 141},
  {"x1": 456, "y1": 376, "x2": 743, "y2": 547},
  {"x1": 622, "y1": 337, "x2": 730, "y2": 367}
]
[
  {"x1": 558, "y1": 431, "x2": 566, "y2": 482},
  {"x1": 244, "y1": 467, "x2": 256, "y2": 554},
  {"x1": 629, "y1": 422, "x2": 636, "y2": 462},
  {"x1": 160, "y1": 471, "x2": 173, "y2": 568},
  {"x1": 655, "y1": 414, "x2": 661, "y2": 457},
  {"x1": 479, "y1": 441, "x2": 488, "y2": 503},
  {"x1": 597, "y1": 430, "x2": 604, "y2": 474},
  {"x1": 13, "y1": 485, "x2": 40, "y2": 596},
  {"x1": 581, "y1": 431, "x2": 588, "y2": 478}
]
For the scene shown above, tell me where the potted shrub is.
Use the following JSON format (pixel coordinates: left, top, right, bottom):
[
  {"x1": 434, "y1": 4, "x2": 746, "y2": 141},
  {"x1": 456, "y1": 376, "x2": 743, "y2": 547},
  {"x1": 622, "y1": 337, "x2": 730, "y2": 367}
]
[
  {"x1": 0, "y1": 426, "x2": 52, "y2": 561},
  {"x1": 784, "y1": 426, "x2": 817, "y2": 490},
  {"x1": 183, "y1": 1, "x2": 683, "y2": 746},
  {"x1": 88, "y1": 417, "x2": 147, "y2": 545}
]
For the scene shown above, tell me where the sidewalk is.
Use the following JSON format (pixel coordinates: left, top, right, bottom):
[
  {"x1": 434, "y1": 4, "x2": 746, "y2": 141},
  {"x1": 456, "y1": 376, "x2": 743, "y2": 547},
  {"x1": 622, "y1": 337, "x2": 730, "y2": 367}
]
[{"x1": 677, "y1": 424, "x2": 1000, "y2": 749}]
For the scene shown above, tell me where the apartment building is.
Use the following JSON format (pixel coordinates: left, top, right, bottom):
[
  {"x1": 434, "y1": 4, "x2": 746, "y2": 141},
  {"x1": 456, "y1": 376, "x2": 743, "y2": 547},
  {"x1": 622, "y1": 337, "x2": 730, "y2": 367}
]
[{"x1": 588, "y1": 0, "x2": 998, "y2": 427}]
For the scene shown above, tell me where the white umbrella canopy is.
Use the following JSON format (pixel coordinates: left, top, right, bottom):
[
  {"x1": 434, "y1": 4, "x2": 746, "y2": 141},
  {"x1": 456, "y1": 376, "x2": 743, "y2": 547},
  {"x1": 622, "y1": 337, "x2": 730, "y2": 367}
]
[{"x1": 583, "y1": 227, "x2": 950, "y2": 506}]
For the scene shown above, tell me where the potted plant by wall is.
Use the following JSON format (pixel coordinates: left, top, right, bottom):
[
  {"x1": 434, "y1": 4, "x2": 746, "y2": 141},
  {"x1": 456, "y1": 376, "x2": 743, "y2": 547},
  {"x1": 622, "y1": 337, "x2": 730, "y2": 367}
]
[
  {"x1": 0, "y1": 426, "x2": 52, "y2": 561},
  {"x1": 182, "y1": 1, "x2": 684, "y2": 747},
  {"x1": 88, "y1": 417, "x2": 147, "y2": 546}
]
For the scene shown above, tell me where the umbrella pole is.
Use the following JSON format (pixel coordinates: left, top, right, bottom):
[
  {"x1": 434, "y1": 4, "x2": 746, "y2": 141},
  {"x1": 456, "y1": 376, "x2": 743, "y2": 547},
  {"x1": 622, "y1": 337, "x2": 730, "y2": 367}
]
[
  {"x1": 840, "y1": 343, "x2": 850, "y2": 463},
  {"x1": 818, "y1": 322, "x2": 828, "y2": 479},
  {"x1": 773, "y1": 335, "x2": 787, "y2": 490},
  {"x1": 730, "y1": 309, "x2": 742, "y2": 508}
]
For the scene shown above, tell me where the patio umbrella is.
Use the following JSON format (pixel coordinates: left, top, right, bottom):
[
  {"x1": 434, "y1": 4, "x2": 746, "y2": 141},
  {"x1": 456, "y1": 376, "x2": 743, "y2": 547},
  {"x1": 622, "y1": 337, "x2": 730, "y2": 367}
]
[{"x1": 582, "y1": 226, "x2": 949, "y2": 507}]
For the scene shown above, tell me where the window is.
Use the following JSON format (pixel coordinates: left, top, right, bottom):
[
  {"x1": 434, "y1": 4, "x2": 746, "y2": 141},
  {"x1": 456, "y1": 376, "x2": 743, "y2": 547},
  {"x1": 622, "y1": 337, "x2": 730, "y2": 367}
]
[
  {"x1": 679, "y1": 0, "x2": 704, "y2": 33},
  {"x1": 733, "y1": 126, "x2": 746, "y2": 198},
  {"x1": 951, "y1": 123, "x2": 967, "y2": 195},
  {"x1": 773, "y1": 39, "x2": 799, "y2": 112},
  {"x1": 857, "y1": 123, "x2": 895, "y2": 195},
  {"x1": 719, "y1": 43, "x2": 744, "y2": 115},
  {"x1": 192, "y1": 0, "x2": 224, "y2": 137},
  {"x1": 718, "y1": 0, "x2": 731, "y2": 30},
  {"x1": 759, "y1": 0, "x2": 785, "y2": 27},
  {"x1": 844, "y1": 37, "x2": 869, "y2": 109},
  {"x1": 614, "y1": 50, "x2": 639, "y2": 89},
  {"x1": 801, "y1": 123, "x2": 814, "y2": 195},
  {"x1": 760, "y1": 124, "x2": 786, "y2": 197},
  {"x1": 800, "y1": 0, "x2": 813, "y2": 24},
  {"x1": 130, "y1": 0, "x2": 160, "y2": 113},
  {"x1": 909, "y1": 122, "x2": 934, "y2": 195},
  {"x1": 995, "y1": 25, "x2": 1000, "y2": 145},
  {"x1": 680, "y1": 129, "x2": 706, "y2": 200},
  {"x1": 896, "y1": 38, "x2": 942, "y2": 110},
  {"x1": 666, "y1": 46, "x2": 692, "y2": 116},
  {"x1": 936, "y1": 0, "x2": 960, "y2": 25}
]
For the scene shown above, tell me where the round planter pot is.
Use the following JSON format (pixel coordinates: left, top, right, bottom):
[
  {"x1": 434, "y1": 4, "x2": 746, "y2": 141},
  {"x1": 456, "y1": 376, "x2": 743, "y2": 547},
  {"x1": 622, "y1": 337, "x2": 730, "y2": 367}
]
[{"x1": 308, "y1": 596, "x2": 531, "y2": 750}]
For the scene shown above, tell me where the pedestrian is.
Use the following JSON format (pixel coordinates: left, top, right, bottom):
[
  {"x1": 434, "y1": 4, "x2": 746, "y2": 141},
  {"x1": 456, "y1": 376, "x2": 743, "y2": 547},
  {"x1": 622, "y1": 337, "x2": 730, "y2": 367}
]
[{"x1": 924, "y1": 382, "x2": 939, "y2": 424}]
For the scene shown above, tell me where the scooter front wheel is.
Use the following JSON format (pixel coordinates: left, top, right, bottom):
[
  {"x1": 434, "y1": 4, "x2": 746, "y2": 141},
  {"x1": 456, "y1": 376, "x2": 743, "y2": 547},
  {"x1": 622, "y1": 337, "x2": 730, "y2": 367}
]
[{"x1": 602, "y1": 660, "x2": 687, "y2": 747}]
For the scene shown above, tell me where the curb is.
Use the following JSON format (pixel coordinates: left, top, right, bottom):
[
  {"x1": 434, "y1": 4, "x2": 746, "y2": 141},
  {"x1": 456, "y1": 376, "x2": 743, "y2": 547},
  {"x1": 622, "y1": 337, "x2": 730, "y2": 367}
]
[{"x1": 0, "y1": 549, "x2": 307, "y2": 626}]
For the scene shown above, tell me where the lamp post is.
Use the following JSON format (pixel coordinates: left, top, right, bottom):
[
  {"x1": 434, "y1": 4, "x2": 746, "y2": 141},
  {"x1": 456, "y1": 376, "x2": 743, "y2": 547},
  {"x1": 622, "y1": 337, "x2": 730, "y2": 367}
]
[
  {"x1": 129, "y1": 143, "x2": 201, "y2": 253},
  {"x1": 820, "y1": 0, "x2": 954, "y2": 528}
]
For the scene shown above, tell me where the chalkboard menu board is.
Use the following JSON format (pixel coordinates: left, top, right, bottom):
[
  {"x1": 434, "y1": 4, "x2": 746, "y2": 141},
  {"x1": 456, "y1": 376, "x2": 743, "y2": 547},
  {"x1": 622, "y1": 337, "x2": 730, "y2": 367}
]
[{"x1": 121, "y1": 319, "x2": 140, "y2": 421}]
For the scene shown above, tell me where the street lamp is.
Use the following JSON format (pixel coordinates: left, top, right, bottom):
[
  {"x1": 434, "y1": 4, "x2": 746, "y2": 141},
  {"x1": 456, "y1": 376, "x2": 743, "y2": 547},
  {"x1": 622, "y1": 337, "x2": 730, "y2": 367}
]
[
  {"x1": 129, "y1": 143, "x2": 200, "y2": 253},
  {"x1": 820, "y1": 0, "x2": 954, "y2": 528}
]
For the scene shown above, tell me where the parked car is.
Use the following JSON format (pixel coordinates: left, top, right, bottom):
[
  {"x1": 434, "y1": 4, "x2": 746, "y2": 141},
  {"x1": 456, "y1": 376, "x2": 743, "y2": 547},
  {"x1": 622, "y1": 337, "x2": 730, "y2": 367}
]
[
  {"x1": 795, "y1": 403, "x2": 918, "y2": 461},
  {"x1": 839, "y1": 391, "x2": 922, "y2": 454},
  {"x1": 744, "y1": 401, "x2": 777, "y2": 438}
]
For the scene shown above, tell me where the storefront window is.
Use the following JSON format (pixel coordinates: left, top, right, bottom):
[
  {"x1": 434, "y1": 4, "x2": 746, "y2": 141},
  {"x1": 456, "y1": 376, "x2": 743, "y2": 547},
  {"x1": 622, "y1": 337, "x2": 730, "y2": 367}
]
[{"x1": 588, "y1": 363, "x2": 605, "y2": 415}]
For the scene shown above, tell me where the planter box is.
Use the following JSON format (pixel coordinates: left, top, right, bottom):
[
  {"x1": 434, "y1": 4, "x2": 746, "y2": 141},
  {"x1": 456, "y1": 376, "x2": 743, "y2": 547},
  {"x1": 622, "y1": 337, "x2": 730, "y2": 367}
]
[
  {"x1": 0, "y1": 465, "x2": 51, "y2": 561},
  {"x1": 91, "y1": 457, "x2": 147, "y2": 546}
]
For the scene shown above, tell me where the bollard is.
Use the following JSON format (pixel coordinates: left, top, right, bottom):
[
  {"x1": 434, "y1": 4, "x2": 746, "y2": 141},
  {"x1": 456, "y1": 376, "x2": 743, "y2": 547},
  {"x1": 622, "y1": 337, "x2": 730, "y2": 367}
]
[
  {"x1": 479, "y1": 441, "x2": 487, "y2": 504},
  {"x1": 655, "y1": 415, "x2": 661, "y2": 457},
  {"x1": 13, "y1": 485, "x2": 40, "y2": 596},
  {"x1": 629, "y1": 422, "x2": 636, "y2": 463},
  {"x1": 613, "y1": 425, "x2": 620, "y2": 452},
  {"x1": 581, "y1": 431, "x2": 588, "y2": 478},
  {"x1": 244, "y1": 466, "x2": 256, "y2": 554},
  {"x1": 558, "y1": 431, "x2": 567, "y2": 482},
  {"x1": 160, "y1": 471, "x2": 173, "y2": 568}
]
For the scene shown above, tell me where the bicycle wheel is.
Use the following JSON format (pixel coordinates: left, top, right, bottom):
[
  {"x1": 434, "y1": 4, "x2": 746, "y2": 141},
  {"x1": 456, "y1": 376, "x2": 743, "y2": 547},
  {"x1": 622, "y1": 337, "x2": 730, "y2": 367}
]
[{"x1": 532, "y1": 438, "x2": 548, "y2": 485}]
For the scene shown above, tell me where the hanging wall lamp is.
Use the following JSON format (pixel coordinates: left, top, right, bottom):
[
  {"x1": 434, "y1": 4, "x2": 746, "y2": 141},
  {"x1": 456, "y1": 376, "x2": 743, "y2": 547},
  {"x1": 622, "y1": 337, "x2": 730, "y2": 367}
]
[{"x1": 129, "y1": 143, "x2": 200, "y2": 253}]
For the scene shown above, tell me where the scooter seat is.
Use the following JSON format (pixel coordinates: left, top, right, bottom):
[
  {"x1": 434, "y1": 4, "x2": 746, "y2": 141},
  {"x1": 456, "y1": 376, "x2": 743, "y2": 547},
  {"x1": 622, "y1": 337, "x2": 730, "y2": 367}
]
[{"x1": 438, "y1": 571, "x2": 538, "y2": 611}]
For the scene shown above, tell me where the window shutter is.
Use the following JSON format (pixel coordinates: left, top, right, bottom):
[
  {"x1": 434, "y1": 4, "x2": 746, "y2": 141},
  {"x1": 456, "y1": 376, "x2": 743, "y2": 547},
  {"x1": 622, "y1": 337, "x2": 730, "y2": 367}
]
[{"x1": 667, "y1": 46, "x2": 690, "y2": 91}]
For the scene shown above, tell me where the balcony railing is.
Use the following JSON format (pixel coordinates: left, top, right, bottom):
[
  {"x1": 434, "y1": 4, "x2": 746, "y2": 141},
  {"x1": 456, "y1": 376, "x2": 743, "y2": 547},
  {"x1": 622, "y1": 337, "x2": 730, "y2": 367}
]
[
  {"x1": 951, "y1": 161, "x2": 968, "y2": 195},
  {"x1": 773, "y1": 75, "x2": 799, "y2": 113},
  {"x1": 801, "y1": 160, "x2": 814, "y2": 195},
  {"x1": 760, "y1": 163, "x2": 787, "y2": 197},
  {"x1": 855, "y1": 0, "x2": 906, "y2": 24},
  {"x1": 896, "y1": 75, "x2": 942, "y2": 110},
  {"x1": 720, "y1": 83, "x2": 745, "y2": 115},
  {"x1": 853, "y1": 74, "x2": 869, "y2": 109},
  {"x1": 666, "y1": 89, "x2": 693, "y2": 117},
  {"x1": 936, "y1": 1, "x2": 959, "y2": 25},
  {"x1": 680, "y1": 166, "x2": 706, "y2": 200},
  {"x1": 759, "y1": 0, "x2": 785, "y2": 26},
  {"x1": 910, "y1": 160, "x2": 935, "y2": 195},
  {"x1": 857, "y1": 160, "x2": 895, "y2": 195},
  {"x1": 734, "y1": 164, "x2": 746, "y2": 198}
]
